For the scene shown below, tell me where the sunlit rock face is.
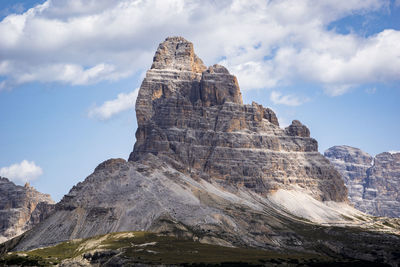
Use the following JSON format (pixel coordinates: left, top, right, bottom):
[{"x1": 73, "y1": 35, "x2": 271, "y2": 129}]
[
  {"x1": 130, "y1": 36, "x2": 347, "y2": 202},
  {"x1": 325, "y1": 146, "x2": 400, "y2": 217},
  {"x1": 0, "y1": 177, "x2": 54, "y2": 243}
]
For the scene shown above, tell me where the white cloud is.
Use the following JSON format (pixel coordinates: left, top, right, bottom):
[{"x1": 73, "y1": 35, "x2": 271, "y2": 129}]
[
  {"x1": 0, "y1": 0, "x2": 398, "y2": 95},
  {"x1": 0, "y1": 160, "x2": 43, "y2": 184},
  {"x1": 88, "y1": 88, "x2": 139, "y2": 120},
  {"x1": 270, "y1": 91, "x2": 309, "y2": 106}
]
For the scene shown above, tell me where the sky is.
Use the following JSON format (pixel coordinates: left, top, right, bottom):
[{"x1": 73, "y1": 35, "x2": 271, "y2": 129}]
[{"x1": 0, "y1": 0, "x2": 399, "y2": 201}]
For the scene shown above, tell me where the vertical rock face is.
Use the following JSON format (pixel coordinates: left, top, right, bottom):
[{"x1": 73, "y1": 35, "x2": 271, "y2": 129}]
[
  {"x1": 130, "y1": 36, "x2": 347, "y2": 202},
  {"x1": 324, "y1": 146, "x2": 372, "y2": 206},
  {"x1": 0, "y1": 177, "x2": 54, "y2": 243},
  {"x1": 325, "y1": 146, "x2": 400, "y2": 217},
  {"x1": 363, "y1": 152, "x2": 400, "y2": 217}
]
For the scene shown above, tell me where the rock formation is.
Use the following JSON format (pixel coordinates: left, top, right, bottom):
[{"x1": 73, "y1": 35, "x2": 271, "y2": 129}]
[
  {"x1": 325, "y1": 146, "x2": 400, "y2": 217},
  {"x1": 324, "y1": 146, "x2": 373, "y2": 207},
  {"x1": 6, "y1": 37, "x2": 400, "y2": 264},
  {"x1": 130, "y1": 36, "x2": 346, "y2": 202},
  {"x1": 0, "y1": 177, "x2": 54, "y2": 243}
]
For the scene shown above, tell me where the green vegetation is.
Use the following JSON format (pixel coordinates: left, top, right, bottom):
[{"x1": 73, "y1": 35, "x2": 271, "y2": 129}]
[{"x1": 0, "y1": 231, "x2": 392, "y2": 266}]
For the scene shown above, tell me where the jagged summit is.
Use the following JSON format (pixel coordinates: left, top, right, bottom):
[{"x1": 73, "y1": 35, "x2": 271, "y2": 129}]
[
  {"x1": 151, "y1": 36, "x2": 207, "y2": 73},
  {"x1": 0, "y1": 177, "x2": 54, "y2": 243}
]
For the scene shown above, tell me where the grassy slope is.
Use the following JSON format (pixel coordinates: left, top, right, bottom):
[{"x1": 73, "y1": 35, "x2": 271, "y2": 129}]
[{"x1": 0, "y1": 231, "x2": 387, "y2": 266}]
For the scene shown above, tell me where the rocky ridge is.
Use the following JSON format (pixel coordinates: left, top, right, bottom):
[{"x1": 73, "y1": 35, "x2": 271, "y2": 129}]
[
  {"x1": 0, "y1": 177, "x2": 54, "y2": 243},
  {"x1": 5, "y1": 37, "x2": 400, "y2": 265},
  {"x1": 325, "y1": 146, "x2": 400, "y2": 217}
]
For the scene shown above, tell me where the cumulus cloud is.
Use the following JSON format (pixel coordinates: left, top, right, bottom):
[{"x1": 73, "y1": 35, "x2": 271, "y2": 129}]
[
  {"x1": 270, "y1": 91, "x2": 309, "y2": 106},
  {"x1": 88, "y1": 88, "x2": 139, "y2": 120},
  {"x1": 0, "y1": 0, "x2": 398, "y2": 95},
  {"x1": 0, "y1": 160, "x2": 43, "y2": 184}
]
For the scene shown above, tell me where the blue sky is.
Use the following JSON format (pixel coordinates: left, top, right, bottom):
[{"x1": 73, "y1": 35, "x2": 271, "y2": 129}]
[{"x1": 0, "y1": 0, "x2": 399, "y2": 201}]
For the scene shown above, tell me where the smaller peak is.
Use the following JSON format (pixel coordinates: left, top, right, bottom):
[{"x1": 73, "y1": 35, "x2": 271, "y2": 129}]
[
  {"x1": 94, "y1": 158, "x2": 127, "y2": 172},
  {"x1": 291, "y1": 120, "x2": 302, "y2": 126},
  {"x1": 324, "y1": 145, "x2": 373, "y2": 165},
  {"x1": 205, "y1": 64, "x2": 230, "y2": 74},
  {"x1": 376, "y1": 151, "x2": 400, "y2": 158},
  {"x1": 24, "y1": 182, "x2": 31, "y2": 188},
  {"x1": 0, "y1": 176, "x2": 9, "y2": 182},
  {"x1": 325, "y1": 145, "x2": 371, "y2": 157},
  {"x1": 285, "y1": 120, "x2": 310, "y2": 137}
]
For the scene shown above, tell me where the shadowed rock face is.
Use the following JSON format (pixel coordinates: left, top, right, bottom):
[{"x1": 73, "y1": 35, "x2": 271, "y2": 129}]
[
  {"x1": 0, "y1": 177, "x2": 54, "y2": 243},
  {"x1": 130, "y1": 36, "x2": 346, "y2": 202},
  {"x1": 325, "y1": 146, "x2": 400, "y2": 217}
]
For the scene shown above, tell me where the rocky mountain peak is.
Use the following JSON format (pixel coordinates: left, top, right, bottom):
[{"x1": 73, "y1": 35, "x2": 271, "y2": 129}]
[
  {"x1": 151, "y1": 36, "x2": 206, "y2": 73},
  {"x1": 94, "y1": 158, "x2": 126, "y2": 172},
  {"x1": 0, "y1": 177, "x2": 54, "y2": 243},
  {"x1": 285, "y1": 120, "x2": 310, "y2": 138},
  {"x1": 325, "y1": 145, "x2": 373, "y2": 165},
  {"x1": 130, "y1": 36, "x2": 346, "y2": 202},
  {"x1": 325, "y1": 146, "x2": 400, "y2": 217}
]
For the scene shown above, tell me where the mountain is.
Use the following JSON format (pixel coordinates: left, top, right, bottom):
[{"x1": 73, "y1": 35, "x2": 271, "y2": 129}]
[
  {"x1": 129, "y1": 36, "x2": 347, "y2": 202},
  {"x1": 3, "y1": 37, "x2": 400, "y2": 265},
  {"x1": 0, "y1": 177, "x2": 54, "y2": 243},
  {"x1": 325, "y1": 145, "x2": 400, "y2": 217}
]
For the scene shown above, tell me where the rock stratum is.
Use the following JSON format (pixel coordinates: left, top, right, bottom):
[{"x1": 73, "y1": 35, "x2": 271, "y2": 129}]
[
  {"x1": 0, "y1": 177, "x2": 54, "y2": 243},
  {"x1": 325, "y1": 145, "x2": 400, "y2": 218},
  {"x1": 4, "y1": 37, "x2": 400, "y2": 265}
]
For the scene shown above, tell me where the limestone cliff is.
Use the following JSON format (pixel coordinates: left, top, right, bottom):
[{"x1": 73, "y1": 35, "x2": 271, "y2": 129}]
[
  {"x1": 0, "y1": 177, "x2": 54, "y2": 243},
  {"x1": 130, "y1": 36, "x2": 347, "y2": 202},
  {"x1": 325, "y1": 146, "x2": 400, "y2": 217}
]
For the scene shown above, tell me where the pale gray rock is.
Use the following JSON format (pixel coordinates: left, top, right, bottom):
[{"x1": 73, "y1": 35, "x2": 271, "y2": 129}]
[
  {"x1": 325, "y1": 146, "x2": 400, "y2": 217},
  {"x1": 324, "y1": 146, "x2": 372, "y2": 206},
  {"x1": 363, "y1": 152, "x2": 400, "y2": 217},
  {"x1": 0, "y1": 177, "x2": 54, "y2": 243}
]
